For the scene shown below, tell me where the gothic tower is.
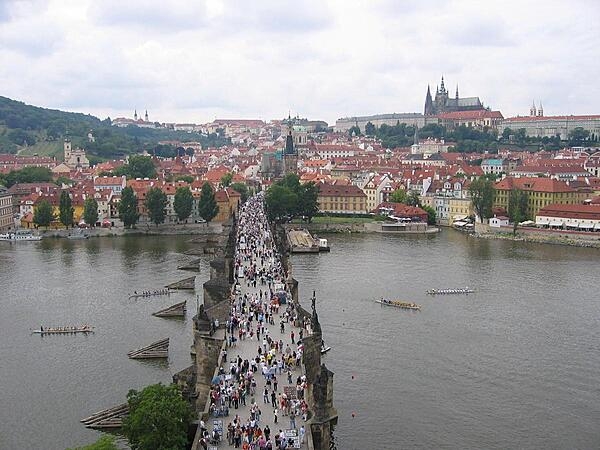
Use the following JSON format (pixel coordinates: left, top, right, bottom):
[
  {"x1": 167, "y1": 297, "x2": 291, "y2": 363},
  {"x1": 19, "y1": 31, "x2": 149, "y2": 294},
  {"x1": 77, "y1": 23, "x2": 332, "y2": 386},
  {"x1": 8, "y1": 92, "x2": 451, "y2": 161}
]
[
  {"x1": 537, "y1": 102, "x2": 544, "y2": 117},
  {"x1": 283, "y1": 115, "x2": 298, "y2": 175},
  {"x1": 134, "y1": 109, "x2": 138, "y2": 121},
  {"x1": 64, "y1": 138, "x2": 72, "y2": 161},
  {"x1": 424, "y1": 85, "x2": 434, "y2": 116},
  {"x1": 530, "y1": 101, "x2": 537, "y2": 117},
  {"x1": 145, "y1": 110, "x2": 149, "y2": 122}
]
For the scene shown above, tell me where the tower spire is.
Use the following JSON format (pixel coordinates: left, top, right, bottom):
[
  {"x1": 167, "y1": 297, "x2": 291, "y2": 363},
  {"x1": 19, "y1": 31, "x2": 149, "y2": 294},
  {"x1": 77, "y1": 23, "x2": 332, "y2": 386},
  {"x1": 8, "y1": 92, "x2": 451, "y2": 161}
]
[
  {"x1": 134, "y1": 109, "x2": 138, "y2": 120},
  {"x1": 530, "y1": 100, "x2": 536, "y2": 117},
  {"x1": 440, "y1": 75, "x2": 445, "y2": 93},
  {"x1": 455, "y1": 84, "x2": 459, "y2": 99}
]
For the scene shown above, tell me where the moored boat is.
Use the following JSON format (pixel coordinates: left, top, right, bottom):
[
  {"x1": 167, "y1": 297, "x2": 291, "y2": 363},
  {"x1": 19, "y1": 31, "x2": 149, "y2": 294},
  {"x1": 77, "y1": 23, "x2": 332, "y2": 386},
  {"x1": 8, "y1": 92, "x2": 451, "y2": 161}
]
[
  {"x1": 128, "y1": 289, "x2": 171, "y2": 299},
  {"x1": 32, "y1": 325, "x2": 94, "y2": 334},
  {"x1": 0, "y1": 230, "x2": 42, "y2": 241},
  {"x1": 375, "y1": 299, "x2": 421, "y2": 310}
]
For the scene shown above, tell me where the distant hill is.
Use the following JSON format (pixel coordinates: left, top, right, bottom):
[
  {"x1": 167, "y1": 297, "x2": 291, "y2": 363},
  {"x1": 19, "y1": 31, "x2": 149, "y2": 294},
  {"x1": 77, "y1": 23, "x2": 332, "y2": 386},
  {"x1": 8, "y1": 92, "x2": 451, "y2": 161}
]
[{"x1": 0, "y1": 96, "x2": 229, "y2": 160}]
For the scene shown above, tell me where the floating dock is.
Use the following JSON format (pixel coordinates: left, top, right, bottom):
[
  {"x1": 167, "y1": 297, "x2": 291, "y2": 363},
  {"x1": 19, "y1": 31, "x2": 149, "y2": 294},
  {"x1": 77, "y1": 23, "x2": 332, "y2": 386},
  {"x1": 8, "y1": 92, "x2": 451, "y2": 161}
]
[
  {"x1": 127, "y1": 338, "x2": 169, "y2": 359},
  {"x1": 287, "y1": 229, "x2": 329, "y2": 253},
  {"x1": 152, "y1": 301, "x2": 186, "y2": 318}
]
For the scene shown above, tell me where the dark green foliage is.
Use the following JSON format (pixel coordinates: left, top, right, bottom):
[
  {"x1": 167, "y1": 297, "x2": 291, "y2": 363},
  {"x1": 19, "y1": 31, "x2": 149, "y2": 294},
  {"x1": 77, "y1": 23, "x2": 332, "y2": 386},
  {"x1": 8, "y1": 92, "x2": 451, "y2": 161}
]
[
  {"x1": 83, "y1": 197, "x2": 99, "y2": 226},
  {"x1": 59, "y1": 190, "x2": 74, "y2": 228},
  {"x1": 0, "y1": 166, "x2": 53, "y2": 188},
  {"x1": 364, "y1": 121, "x2": 376, "y2": 136},
  {"x1": 220, "y1": 172, "x2": 233, "y2": 187},
  {"x1": 406, "y1": 190, "x2": 422, "y2": 207},
  {"x1": 33, "y1": 199, "x2": 54, "y2": 227},
  {"x1": 422, "y1": 205, "x2": 437, "y2": 225},
  {"x1": 173, "y1": 186, "x2": 193, "y2": 221},
  {"x1": 508, "y1": 188, "x2": 529, "y2": 236},
  {"x1": 114, "y1": 155, "x2": 157, "y2": 179},
  {"x1": 175, "y1": 175, "x2": 194, "y2": 183},
  {"x1": 122, "y1": 383, "x2": 192, "y2": 450},
  {"x1": 0, "y1": 95, "x2": 230, "y2": 158},
  {"x1": 390, "y1": 189, "x2": 407, "y2": 204},
  {"x1": 144, "y1": 187, "x2": 168, "y2": 226},
  {"x1": 230, "y1": 182, "x2": 249, "y2": 203},
  {"x1": 118, "y1": 186, "x2": 139, "y2": 228},
  {"x1": 348, "y1": 125, "x2": 362, "y2": 136},
  {"x1": 198, "y1": 182, "x2": 219, "y2": 223},
  {"x1": 66, "y1": 435, "x2": 118, "y2": 450},
  {"x1": 264, "y1": 174, "x2": 320, "y2": 223},
  {"x1": 469, "y1": 177, "x2": 496, "y2": 223},
  {"x1": 568, "y1": 127, "x2": 590, "y2": 146}
]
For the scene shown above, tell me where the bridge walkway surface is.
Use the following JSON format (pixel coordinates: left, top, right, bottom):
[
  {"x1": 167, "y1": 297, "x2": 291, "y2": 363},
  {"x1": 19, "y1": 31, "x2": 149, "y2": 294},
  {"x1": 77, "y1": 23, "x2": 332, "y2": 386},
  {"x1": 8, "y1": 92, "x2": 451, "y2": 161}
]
[{"x1": 200, "y1": 195, "x2": 310, "y2": 450}]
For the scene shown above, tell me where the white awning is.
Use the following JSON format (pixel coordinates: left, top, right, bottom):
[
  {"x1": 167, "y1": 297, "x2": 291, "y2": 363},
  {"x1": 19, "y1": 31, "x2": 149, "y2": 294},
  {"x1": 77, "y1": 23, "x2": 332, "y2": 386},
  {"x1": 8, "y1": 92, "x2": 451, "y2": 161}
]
[
  {"x1": 453, "y1": 215, "x2": 468, "y2": 221},
  {"x1": 536, "y1": 218, "x2": 550, "y2": 225},
  {"x1": 453, "y1": 221, "x2": 468, "y2": 227},
  {"x1": 579, "y1": 222, "x2": 593, "y2": 229},
  {"x1": 549, "y1": 221, "x2": 563, "y2": 227},
  {"x1": 595, "y1": 223, "x2": 600, "y2": 230}
]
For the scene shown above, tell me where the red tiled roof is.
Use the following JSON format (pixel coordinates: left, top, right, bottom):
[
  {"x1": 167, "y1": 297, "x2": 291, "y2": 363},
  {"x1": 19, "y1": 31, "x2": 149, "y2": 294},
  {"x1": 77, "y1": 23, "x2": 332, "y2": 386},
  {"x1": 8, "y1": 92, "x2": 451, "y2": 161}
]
[
  {"x1": 317, "y1": 183, "x2": 366, "y2": 198},
  {"x1": 437, "y1": 110, "x2": 503, "y2": 120},
  {"x1": 494, "y1": 177, "x2": 575, "y2": 193},
  {"x1": 504, "y1": 115, "x2": 600, "y2": 122}
]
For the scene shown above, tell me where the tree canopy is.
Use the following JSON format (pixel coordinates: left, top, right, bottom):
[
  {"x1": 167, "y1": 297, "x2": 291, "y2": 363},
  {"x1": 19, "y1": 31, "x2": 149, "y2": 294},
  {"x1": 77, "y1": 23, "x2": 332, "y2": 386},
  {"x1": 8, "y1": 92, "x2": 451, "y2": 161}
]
[
  {"x1": 119, "y1": 186, "x2": 139, "y2": 228},
  {"x1": 469, "y1": 177, "x2": 496, "y2": 223},
  {"x1": 422, "y1": 205, "x2": 437, "y2": 225},
  {"x1": 122, "y1": 383, "x2": 192, "y2": 450},
  {"x1": 173, "y1": 186, "x2": 194, "y2": 221},
  {"x1": 83, "y1": 197, "x2": 99, "y2": 226},
  {"x1": 390, "y1": 188, "x2": 407, "y2": 204},
  {"x1": 66, "y1": 436, "x2": 118, "y2": 450},
  {"x1": 0, "y1": 166, "x2": 53, "y2": 188},
  {"x1": 220, "y1": 172, "x2": 233, "y2": 187},
  {"x1": 145, "y1": 187, "x2": 168, "y2": 226},
  {"x1": 508, "y1": 188, "x2": 529, "y2": 235},
  {"x1": 406, "y1": 190, "x2": 422, "y2": 207},
  {"x1": 59, "y1": 190, "x2": 74, "y2": 228},
  {"x1": 198, "y1": 182, "x2": 219, "y2": 223},
  {"x1": 264, "y1": 173, "x2": 320, "y2": 223},
  {"x1": 114, "y1": 155, "x2": 157, "y2": 179},
  {"x1": 33, "y1": 199, "x2": 54, "y2": 227}
]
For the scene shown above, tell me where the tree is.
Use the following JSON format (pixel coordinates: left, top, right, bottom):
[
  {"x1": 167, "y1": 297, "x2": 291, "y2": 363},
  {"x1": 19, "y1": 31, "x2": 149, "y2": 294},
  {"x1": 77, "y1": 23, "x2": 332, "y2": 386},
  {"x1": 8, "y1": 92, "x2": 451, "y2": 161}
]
[
  {"x1": 119, "y1": 186, "x2": 139, "y2": 229},
  {"x1": 220, "y1": 172, "x2": 233, "y2": 187},
  {"x1": 423, "y1": 205, "x2": 437, "y2": 225},
  {"x1": 298, "y1": 182, "x2": 319, "y2": 223},
  {"x1": 364, "y1": 121, "x2": 376, "y2": 136},
  {"x1": 406, "y1": 190, "x2": 422, "y2": 207},
  {"x1": 145, "y1": 187, "x2": 168, "y2": 226},
  {"x1": 508, "y1": 188, "x2": 529, "y2": 236},
  {"x1": 230, "y1": 182, "x2": 249, "y2": 203},
  {"x1": 390, "y1": 188, "x2": 407, "y2": 204},
  {"x1": 469, "y1": 177, "x2": 496, "y2": 223},
  {"x1": 114, "y1": 155, "x2": 157, "y2": 179},
  {"x1": 83, "y1": 197, "x2": 99, "y2": 226},
  {"x1": 33, "y1": 199, "x2": 54, "y2": 227},
  {"x1": 175, "y1": 175, "x2": 194, "y2": 183},
  {"x1": 348, "y1": 125, "x2": 361, "y2": 136},
  {"x1": 173, "y1": 186, "x2": 193, "y2": 222},
  {"x1": 265, "y1": 184, "x2": 297, "y2": 223},
  {"x1": 122, "y1": 383, "x2": 192, "y2": 450},
  {"x1": 59, "y1": 190, "x2": 74, "y2": 228},
  {"x1": 67, "y1": 436, "x2": 118, "y2": 450},
  {"x1": 568, "y1": 127, "x2": 590, "y2": 146},
  {"x1": 198, "y1": 182, "x2": 219, "y2": 223}
]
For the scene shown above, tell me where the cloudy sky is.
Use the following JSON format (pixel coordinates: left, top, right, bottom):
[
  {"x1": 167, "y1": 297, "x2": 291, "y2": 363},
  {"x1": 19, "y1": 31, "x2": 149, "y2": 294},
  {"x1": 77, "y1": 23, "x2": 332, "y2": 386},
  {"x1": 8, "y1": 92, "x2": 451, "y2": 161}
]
[{"x1": 1, "y1": 0, "x2": 599, "y2": 125}]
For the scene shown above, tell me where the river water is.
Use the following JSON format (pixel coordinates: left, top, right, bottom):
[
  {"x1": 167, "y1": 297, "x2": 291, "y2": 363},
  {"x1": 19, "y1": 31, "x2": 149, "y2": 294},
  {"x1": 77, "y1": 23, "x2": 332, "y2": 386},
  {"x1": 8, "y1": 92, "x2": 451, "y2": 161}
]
[{"x1": 1, "y1": 231, "x2": 599, "y2": 449}]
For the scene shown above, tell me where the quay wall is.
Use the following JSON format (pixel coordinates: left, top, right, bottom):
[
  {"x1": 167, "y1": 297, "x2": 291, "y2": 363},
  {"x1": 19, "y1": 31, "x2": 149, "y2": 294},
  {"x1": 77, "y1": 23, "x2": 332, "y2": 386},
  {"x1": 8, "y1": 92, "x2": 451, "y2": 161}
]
[
  {"x1": 475, "y1": 223, "x2": 600, "y2": 248},
  {"x1": 290, "y1": 221, "x2": 438, "y2": 234}
]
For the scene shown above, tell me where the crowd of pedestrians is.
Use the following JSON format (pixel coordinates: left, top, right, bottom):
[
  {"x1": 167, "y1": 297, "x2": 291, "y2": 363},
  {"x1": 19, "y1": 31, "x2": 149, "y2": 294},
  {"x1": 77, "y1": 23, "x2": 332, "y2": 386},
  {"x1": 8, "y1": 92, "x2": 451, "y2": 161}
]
[{"x1": 199, "y1": 194, "x2": 309, "y2": 450}]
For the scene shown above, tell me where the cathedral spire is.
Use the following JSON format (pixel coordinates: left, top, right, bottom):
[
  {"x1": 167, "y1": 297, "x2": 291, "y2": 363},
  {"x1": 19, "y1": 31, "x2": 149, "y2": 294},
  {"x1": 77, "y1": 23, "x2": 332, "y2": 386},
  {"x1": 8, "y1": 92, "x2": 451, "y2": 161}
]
[
  {"x1": 530, "y1": 100, "x2": 537, "y2": 117},
  {"x1": 440, "y1": 75, "x2": 446, "y2": 93},
  {"x1": 134, "y1": 109, "x2": 138, "y2": 120},
  {"x1": 455, "y1": 84, "x2": 459, "y2": 99},
  {"x1": 144, "y1": 109, "x2": 148, "y2": 122},
  {"x1": 424, "y1": 85, "x2": 433, "y2": 116}
]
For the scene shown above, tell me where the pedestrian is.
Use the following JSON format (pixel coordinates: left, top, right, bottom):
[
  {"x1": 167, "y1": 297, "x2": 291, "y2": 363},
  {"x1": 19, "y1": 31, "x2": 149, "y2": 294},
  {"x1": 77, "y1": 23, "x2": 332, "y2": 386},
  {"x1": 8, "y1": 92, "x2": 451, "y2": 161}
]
[
  {"x1": 289, "y1": 409, "x2": 296, "y2": 429},
  {"x1": 273, "y1": 408, "x2": 278, "y2": 424},
  {"x1": 299, "y1": 425, "x2": 305, "y2": 445}
]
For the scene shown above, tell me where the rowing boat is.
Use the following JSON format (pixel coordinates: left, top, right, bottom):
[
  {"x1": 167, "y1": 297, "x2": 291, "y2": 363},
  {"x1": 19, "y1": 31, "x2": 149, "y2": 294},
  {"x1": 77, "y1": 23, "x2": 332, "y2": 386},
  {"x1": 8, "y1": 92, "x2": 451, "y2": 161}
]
[
  {"x1": 128, "y1": 290, "x2": 171, "y2": 299},
  {"x1": 375, "y1": 300, "x2": 421, "y2": 310},
  {"x1": 32, "y1": 327, "x2": 94, "y2": 334},
  {"x1": 426, "y1": 287, "x2": 475, "y2": 295}
]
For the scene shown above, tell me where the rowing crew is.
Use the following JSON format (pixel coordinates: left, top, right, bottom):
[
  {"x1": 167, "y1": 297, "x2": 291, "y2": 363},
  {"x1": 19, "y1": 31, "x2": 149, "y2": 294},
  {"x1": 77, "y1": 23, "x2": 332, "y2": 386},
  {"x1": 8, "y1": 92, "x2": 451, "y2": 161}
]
[
  {"x1": 381, "y1": 299, "x2": 420, "y2": 308},
  {"x1": 426, "y1": 288, "x2": 474, "y2": 295},
  {"x1": 39, "y1": 325, "x2": 93, "y2": 332},
  {"x1": 132, "y1": 289, "x2": 170, "y2": 297}
]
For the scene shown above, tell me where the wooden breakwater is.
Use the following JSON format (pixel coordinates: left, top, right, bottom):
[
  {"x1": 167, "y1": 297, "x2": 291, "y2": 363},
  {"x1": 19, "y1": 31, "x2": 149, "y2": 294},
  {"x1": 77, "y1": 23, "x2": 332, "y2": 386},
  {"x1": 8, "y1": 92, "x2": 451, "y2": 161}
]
[
  {"x1": 152, "y1": 301, "x2": 186, "y2": 317},
  {"x1": 127, "y1": 338, "x2": 169, "y2": 359},
  {"x1": 81, "y1": 403, "x2": 128, "y2": 429}
]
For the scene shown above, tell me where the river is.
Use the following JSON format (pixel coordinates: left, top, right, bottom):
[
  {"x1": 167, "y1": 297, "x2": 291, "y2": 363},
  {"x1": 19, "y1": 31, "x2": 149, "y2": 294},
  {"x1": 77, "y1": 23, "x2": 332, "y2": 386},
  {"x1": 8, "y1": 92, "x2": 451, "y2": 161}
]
[{"x1": 1, "y1": 231, "x2": 599, "y2": 449}]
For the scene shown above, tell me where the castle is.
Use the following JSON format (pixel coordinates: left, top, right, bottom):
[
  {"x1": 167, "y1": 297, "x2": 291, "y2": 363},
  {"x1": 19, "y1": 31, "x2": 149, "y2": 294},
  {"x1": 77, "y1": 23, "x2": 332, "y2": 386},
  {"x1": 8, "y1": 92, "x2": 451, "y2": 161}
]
[{"x1": 424, "y1": 76, "x2": 484, "y2": 116}]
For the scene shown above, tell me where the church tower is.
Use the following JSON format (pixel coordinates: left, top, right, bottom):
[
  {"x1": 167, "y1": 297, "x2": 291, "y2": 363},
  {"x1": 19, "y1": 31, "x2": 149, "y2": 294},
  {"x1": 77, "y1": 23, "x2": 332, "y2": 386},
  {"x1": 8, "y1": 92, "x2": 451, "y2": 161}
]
[
  {"x1": 283, "y1": 115, "x2": 298, "y2": 175},
  {"x1": 64, "y1": 138, "x2": 72, "y2": 161},
  {"x1": 424, "y1": 85, "x2": 434, "y2": 116},
  {"x1": 530, "y1": 101, "x2": 537, "y2": 117},
  {"x1": 537, "y1": 102, "x2": 544, "y2": 117},
  {"x1": 434, "y1": 75, "x2": 449, "y2": 114},
  {"x1": 134, "y1": 109, "x2": 138, "y2": 121},
  {"x1": 145, "y1": 110, "x2": 149, "y2": 122}
]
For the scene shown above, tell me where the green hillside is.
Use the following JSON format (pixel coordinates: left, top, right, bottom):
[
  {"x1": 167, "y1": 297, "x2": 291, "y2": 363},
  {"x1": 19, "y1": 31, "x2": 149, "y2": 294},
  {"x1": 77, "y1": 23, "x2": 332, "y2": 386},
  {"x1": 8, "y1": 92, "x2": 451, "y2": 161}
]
[{"x1": 0, "y1": 96, "x2": 229, "y2": 160}]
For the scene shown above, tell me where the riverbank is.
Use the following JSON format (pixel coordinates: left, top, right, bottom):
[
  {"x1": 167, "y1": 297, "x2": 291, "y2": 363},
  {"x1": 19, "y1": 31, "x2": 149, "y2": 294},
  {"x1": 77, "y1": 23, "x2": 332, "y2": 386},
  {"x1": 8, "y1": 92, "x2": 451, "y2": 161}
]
[
  {"x1": 474, "y1": 223, "x2": 600, "y2": 249},
  {"x1": 293, "y1": 221, "x2": 439, "y2": 234},
  {"x1": 36, "y1": 222, "x2": 224, "y2": 238}
]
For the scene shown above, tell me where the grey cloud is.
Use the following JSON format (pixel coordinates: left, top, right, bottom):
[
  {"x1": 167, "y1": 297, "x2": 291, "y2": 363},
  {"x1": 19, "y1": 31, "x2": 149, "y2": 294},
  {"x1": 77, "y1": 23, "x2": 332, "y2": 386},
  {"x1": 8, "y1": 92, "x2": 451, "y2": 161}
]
[{"x1": 445, "y1": 18, "x2": 515, "y2": 47}]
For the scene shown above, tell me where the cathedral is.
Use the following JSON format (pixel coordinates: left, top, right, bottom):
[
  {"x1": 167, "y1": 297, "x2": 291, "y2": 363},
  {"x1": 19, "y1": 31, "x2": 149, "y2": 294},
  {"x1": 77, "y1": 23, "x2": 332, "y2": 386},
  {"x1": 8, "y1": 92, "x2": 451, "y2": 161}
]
[{"x1": 424, "y1": 76, "x2": 484, "y2": 116}]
